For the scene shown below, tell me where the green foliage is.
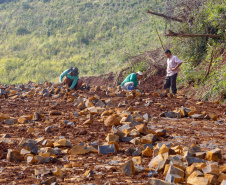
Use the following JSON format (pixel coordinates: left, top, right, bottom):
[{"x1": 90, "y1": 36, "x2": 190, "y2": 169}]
[{"x1": 0, "y1": 0, "x2": 167, "y2": 84}]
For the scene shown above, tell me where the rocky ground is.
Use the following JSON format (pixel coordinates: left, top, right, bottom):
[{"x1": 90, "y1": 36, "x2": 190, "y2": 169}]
[{"x1": 0, "y1": 82, "x2": 225, "y2": 185}]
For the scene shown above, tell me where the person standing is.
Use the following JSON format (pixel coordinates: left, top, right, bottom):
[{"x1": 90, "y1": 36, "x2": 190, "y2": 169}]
[{"x1": 164, "y1": 50, "x2": 182, "y2": 94}]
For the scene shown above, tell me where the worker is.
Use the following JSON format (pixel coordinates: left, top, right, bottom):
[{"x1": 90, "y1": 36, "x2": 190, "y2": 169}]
[
  {"x1": 121, "y1": 71, "x2": 143, "y2": 90},
  {"x1": 164, "y1": 49, "x2": 182, "y2": 94},
  {"x1": 59, "y1": 67, "x2": 83, "y2": 90}
]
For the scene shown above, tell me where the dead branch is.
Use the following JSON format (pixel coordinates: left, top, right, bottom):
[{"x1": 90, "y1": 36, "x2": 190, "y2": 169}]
[
  {"x1": 147, "y1": 10, "x2": 184, "y2": 22},
  {"x1": 165, "y1": 30, "x2": 224, "y2": 38}
]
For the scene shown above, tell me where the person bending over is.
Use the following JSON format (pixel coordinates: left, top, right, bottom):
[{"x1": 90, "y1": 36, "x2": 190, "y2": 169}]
[
  {"x1": 121, "y1": 71, "x2": 143, "y2": 90},
  {"x1": 59, "y1": 67, "x2": 83, "y2": 90}
]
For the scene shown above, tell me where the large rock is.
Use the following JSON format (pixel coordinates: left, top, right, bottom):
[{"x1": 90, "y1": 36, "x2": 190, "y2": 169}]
[
  {"x1": 98, "y1": 144, "x2": 116, "y2": 154},
  {"x1": 53, "y1": 138, "x2": 71, "y2": 147},
  {"x1": 206, "y1": 148, "x2": 222, "y2": 161},
  {"x1": 202, "y1": 163, "x2": 219, "y2": 176},
  {"x1": 106, "y1": 133, "x2": 119, "y2": 143},
  {"x1": 104, "y1": 116, "x2": 120, "y2": 126},
  {"x1": 148, "y1": 178, "x2": 172, "y2": 185},
  {"x1": 142, "y1": 146, "x2": 153, "y2": 157},
  {"x1": 70, "y1": 145, "x2": 89, "y2": 155},
  {"x1": 121, "y1": 160, "x2": 135, "y2": 175},
  {"x1": 135, "y1": 124, "x2": 150, "y2": 135},
  {"x1": 148, "y1": 154, "x2": 164, "y2": 170},
  {"x1": 187, "y1": 177, "x2": 210, "y2": 185},
  {"x1": 7, "y1": 149, "x2": 21, "y2": 162},
  {"x1": 4, "y1": 119, "x2": 17, "y2": 125}
]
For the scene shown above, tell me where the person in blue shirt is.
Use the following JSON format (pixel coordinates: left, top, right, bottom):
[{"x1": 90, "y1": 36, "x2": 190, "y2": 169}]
[{"x1": 59, "y1": 67, "x2": 83, "y2": 90}]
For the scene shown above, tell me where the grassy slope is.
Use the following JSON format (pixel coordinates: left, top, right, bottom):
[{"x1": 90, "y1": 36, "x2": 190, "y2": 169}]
[{"x1": 0, "y1": 0, "x2": 166, "y2": 84}]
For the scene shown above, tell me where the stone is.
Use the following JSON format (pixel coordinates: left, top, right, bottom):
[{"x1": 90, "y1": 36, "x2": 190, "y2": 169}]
[
  {"x1": 35, "y1": 168, "x2": 51, "y2": 176},
  {"x1": 143, "y1": 143, "x2": 154, "y2": 150},
  {"x1": 141, "y1": 134, "x2": 157, "y2": 144},
  {"x1": 41, "y1": 177, "x2": 56, "y2": 185},
  {"x1": 204, "y1": 174, "x2": 219, "y2": 184},
  {"x1": 220, "y1": 165, "x2": 226, "y2": 173},
  {"x1": 159, "y1": 144, "x2": 169, "y2": 155},
  {"x1": 130, "y1": 137, "x2": 141, "y2": 145},
  {"x1": 132, "y1": 147, "x2": 142, "y2": 156},
  {"x1": 202, "y1": 164, "x2": 219, "y2": 176},
  {"x1": 53, "y1": 138, "x2": 71, "y2": 147},
  {"x1": 126, "y1": 147, "x2": 135, "y2": 156},
  {"x1": 4, "y1": 119, "x2": 17, "y2": 125},
  {"x1": 167, "y1": 165, "x2": 184, "y2": 178},
  {"x1": 26, "y1": 154, "x2": 36, "y2": 164},
  {"x1": 164, "y1": 164, "x2": 170, "y2": 176},
  {"x1": 165, "y1": 174, "x2": 184, "y2": 183},
  {"x1": 20, "y1": 148, "x2": 31, "y2": 155},
  {"x1": 98, "y1": 144, "x2": 116, "y2": 154},
  {"x1": 25, "y1": 142, "x2": 38, "y2": 154},
  {"x1": 164, "y1": 111, "x2": 178, "y2": 118},
  {"x1": 148, "y1": 154, "x2": 164, "y2": 170},
  {"x1": 70, "y1": 145, "x2": 89, "y2": 155},
  {"x1": 169, "y1": 156, "x2": 185, "y2": 170},
  {"x1": 18, "y1": 117, "x2": 29, "y2": 124},
  {"x1": 45, "y1": 126, "x2": 52, "y2": 132},
  {"x1": 209, "y1": 113, "x2": 217, "y2": 121},
  {"x1": 52, "y1": 167, "x2": 63, "y2": 177},
  {"x1": 187, "y1": 170, "x2": 204, "y2": 180},
  {"x1": 187, "y1": 177, "x2": 210, "y2": 185},
  {"x1": 191, "y1": 114, "x2": 204, "y2": 119},
  {"x1": 221, "y1": 180, "x2": 226, "y2": 185},
  {"x1": 187, "y1": 157, "x2": 204, "y2": 166},
  {"x1": 2, "y1": 134, "x2": 10, "y2": 138},
  {"x1": 148, "y1": 178, "x2": 172, "y2": 185},
  {"x1": 129, "y1": 129, "x2": 141, "y2": 137},
  {"x1": 112, "y1": 126, "x2": 125, "y2": 138},
  {"x1": 83, "y1": 119, "x2": 92, "y2": 125},
  {"x1": 155, "y1": 129, "x2": 166, "y2": 137},
  {"x1": 84, "y1": 169, "x2": 93, "y2": 177},
  {"x1": 135, "y1": 124, "x2": 150, "y2": 135},
  {"x1": 27, "y1": 126, "x2": 35, "y2": 133},
  {"x1": 49, "y1": 110, "x2": 62, "y2": 115},
  {"x1": 7, "y1": 149, "x2": 21, "y2": 162},
  {"x1": 195, "y1": 152, "x2": 206, "y2": 159},
  {"x1": 192, "y1": 163, "x2": 207, "y2": 171},
  {"x1": 77, "y1": 102, "x2": 86, "y2": 110},
  {"x1": 33, "y1": 112, "x2": 40, "y2": 121},
  {"x1": 34, "y1": 155, "x2": 51, "y2": 163},
  {"x1": 121, "y1": 160, "x2": 135, "y2": 175},
  {"x1": 156, "y1": 159, "x2": 169, "y2": 173},
  {"x1": 142, "y1": 146, "x2": 153, "y2": 157},
  {"x1": 106, "y1": 133, "x2": 119, "y2": 143},
  {"x1": 148, "y1": 170, "x2": 158, "y2": 177},
  {"x1": 103, "y1": 181, "x2": 113, "y2": 185},
  {"x1": 132, "y1": 156, "x2": 142, "y2": 165},
  {"x1": 104, "y1": 116, "x2": 120, "y2": 126},
  {"x1": 143, "y1": 113, "x2": 151, "y2": 121},
  {"x1": 42, "y1": 139, "x2": 54, "y2": 147},
  {"x1": 189, "y1": 145, "x2": 201, "y2": 154},
  {"x1": 186, "y1": 165, "x2": 196, "y2": 178},
  {"x1": 120, "y1": 137, "x2": 133, "y2": 142},
  {"x1": 206, "y1": 148, "x2": 222, "y2": 161}
]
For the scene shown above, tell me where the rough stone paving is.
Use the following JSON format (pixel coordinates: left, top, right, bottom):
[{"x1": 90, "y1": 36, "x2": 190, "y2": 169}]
[{"x1": 0, "y1": 82, "x2": 225, "y2": 185}]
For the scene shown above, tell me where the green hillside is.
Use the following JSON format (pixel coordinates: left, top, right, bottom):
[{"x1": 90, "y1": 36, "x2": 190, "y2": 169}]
[{"x1": 0, "y1": 0, "x2": 166, "y2": 84}]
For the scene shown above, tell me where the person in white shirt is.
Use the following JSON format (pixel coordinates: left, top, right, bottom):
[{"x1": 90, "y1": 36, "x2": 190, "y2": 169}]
[{"x1": 164, "y1": 49, "x2": 182, "y2": 94}]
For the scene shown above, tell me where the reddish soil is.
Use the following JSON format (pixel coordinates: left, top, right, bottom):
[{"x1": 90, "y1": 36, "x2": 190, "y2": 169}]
[{"x1": 0, "y1": 84, "x2": 225, "y2": 184}]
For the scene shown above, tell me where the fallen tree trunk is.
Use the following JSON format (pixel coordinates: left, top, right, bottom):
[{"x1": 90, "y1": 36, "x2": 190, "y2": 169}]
[
  {"x1": 165, "y1": 30, "x2": 223, "y2": 38},
  {"x1": 147, "y1": 10, "x2": 184, "y2": 22}
]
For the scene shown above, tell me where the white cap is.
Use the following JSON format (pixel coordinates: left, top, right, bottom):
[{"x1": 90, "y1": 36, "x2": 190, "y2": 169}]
[{"x1": 137, "y1": 71, "x2": 143, "y2": 76}]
